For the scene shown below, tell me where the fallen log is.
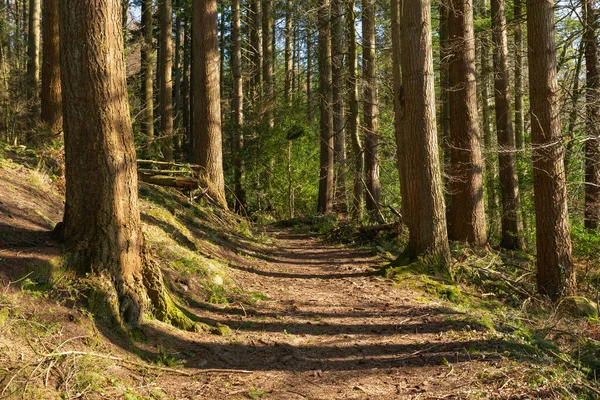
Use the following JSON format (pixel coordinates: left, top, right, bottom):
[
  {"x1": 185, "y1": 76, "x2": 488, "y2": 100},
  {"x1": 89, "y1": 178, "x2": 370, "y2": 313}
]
[
  {"x1": 138, "y1": 173, "x2": 199, "y2": 190},
  {"x1": 138, "y1": 168, "x2": 195, "y2": 176},
  {"x1": 137, "y1": 159, "x2": 203, "y2": 171}
]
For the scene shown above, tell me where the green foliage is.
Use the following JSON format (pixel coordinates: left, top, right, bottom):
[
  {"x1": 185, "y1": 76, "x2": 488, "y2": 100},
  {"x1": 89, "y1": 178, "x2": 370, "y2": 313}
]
[{"x1": 247, "y1": 387, "x2": 266, "y2": 399}]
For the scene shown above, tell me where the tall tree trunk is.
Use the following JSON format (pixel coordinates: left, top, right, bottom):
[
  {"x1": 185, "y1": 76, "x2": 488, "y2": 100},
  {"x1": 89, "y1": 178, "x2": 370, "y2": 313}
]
[
  {"x1": 584, "y1": 0, "x2": 600, "y2": 230},
  {"x1": 564, "y1": 43, "x2": 584, "y2": 174},
  {"x1": 262, "y1": 0, "x2": 273, "y2": 128},
  {"x1": 141, "y1": 0, "x2": 155, "y2": 157},
  {"x1": 347, "y1": 0, "x2": 363, "y2": 220},
  {"x1": 391, "y1": 0, "x2": 406, "y2": 218},
  {"x1": 193, "y1": 0, "x2": 227, "y2": 208},
  {"x1": 250, "y1": 0, "x2": 262, "y2": 111},
  {"x1": 306, "y1": 20, "x2": 313, "y2": 122},
  {"x1": 40, "y1": 0, "x2": 62, "y2": 136},
  {"x1": 362, "y1": 0, "x2": 380, "y2": 217},
  {"x1": 317, "y1": 0, "x2": 334, "y2": 214},
  {"x1": 447, "y1": 0, "x2": 487, "y2": 245},
  {"x1": 182, "y1": 13, "x2": 191, "y2": 161},
  {"x1": 173, "y1": 0, "x2": 182, "y2": 156},
  {"x1": 232, "y1": 0, "x2": 246, "y2": 211},
  {"x1": 26, "y1": 0, "x2": 40, "y2": 120},
  {"x1": 159, "y1": 0, "x2": 173, "y2": 161},
  {"x1": 284, "y1": 0, "x2": 293, "y2": 103},
  {"x1": 332, "y1": 0, "x2": 346, "y2": 213},
  {"x1": 439, "y1": 0, "x2": 450, "y2": 190},
  {"x1": 58, "y1": 0, "x2": 149, "y2": 326},
  {"x1": 491, "y1": 0, "x2": 523, "y2": 249},
  {"x1": 478, "y1": 0, "x2": 499, "y2": 236},
  {"x1": 526, "y1": 0, "x2": 575, "y2": 300},
  {"x1": 399, "y1": 0, "x2": 450, "y2": 265},
  {"x1": 513, "y1": 0, "x2": 524, "y2": 150}
]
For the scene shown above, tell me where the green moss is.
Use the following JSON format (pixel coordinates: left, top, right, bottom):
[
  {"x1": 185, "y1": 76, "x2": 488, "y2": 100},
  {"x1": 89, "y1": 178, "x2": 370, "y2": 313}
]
[
  {"x1": 211, "y1": 323, "x2": 232, "y2": 336},
  {"x1": 421, "y1": 276, "x2": 464, "y2": 304},
  {"x1": 557, "y1": 296, "x2": 598, "y2": 318},
  {"x1": 0, "y1": 308, "x2": 9, "y2": 325}
]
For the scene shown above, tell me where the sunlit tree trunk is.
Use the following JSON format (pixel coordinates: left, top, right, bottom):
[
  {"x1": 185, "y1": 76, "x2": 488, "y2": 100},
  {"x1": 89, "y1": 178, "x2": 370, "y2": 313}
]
[
  {"x1": 526, "y1": 0, "x2": 575, "y2": 300},
  {"x1": 317, "y1": 0, "x2": 334, "y2": 214},
  {"x1": 159, "y1": 0, "x2": 173, "y2": 161},
  {"x1": 232, "y1": 0, "x2": 246, "y2": 211},
  {"x1": 399, "y1": 0, "x2": 450, "y2": 265},
  {"x1": 347, "y1": 0, "x2": 363, "y2": 220},
  {"x1": 26, "y1": 0, "x2": 40, "y2": 120},
  {"x1": 41, "y1": 0, "x2": 62, "y2": 136},
  {"x1": 447, "y1": 0, "x2": 487, "y2": 245},
  {"x1": 491, "y1": 0, "x2": 523, "y2": 249},
  {"x1": 193, "y1": 0, "x2": 227, "y2": 208},
  {"x1": 362, "y1": 0, "x2": 380, "y2": 217}
]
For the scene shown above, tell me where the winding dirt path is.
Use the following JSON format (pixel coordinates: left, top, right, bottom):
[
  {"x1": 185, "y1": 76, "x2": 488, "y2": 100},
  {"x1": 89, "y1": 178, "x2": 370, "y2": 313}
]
[{"x1": 153, "y1": 229, "x2": 527, "y2": 399}]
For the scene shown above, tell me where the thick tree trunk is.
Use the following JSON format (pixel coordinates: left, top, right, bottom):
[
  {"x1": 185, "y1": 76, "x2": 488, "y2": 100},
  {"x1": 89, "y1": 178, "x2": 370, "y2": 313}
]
[
  {"x1": 584, "y1": 0, "x2": 600, "y2": 230},
  {"x1": 159, "y1": 0, "x2": 173, "y2": 161},
  {"x1": 27, "y1": 0, "x2": 40, "y2": 119},
  {"x1": 347, "y1": 0, "x2": 363, "y2": 220},
  {"x1": 59, "y1": 0, "x2": 148, "y2": 327},
  {"x1": 526, "y1": 0, "x2": 575, "y2": 300},
  {"x1": 399, "y1": 0, "x2": 450, "y2": 265},
  {"x1": 232, "y1": 0, "x2": 246, "y2": 212},
  {"x1": 141, "y1": 0, "x2": 155, "y2": 157},
  {"x1": 41, "y1": 0, "x2": 62, "y2": 136},
  {"x1": 332, "y1": 0, "x2": 346, "y2": 213},
  {"x1": 362, "y1": 0, "x2": 380, "y2": 217},
  {"x1": 447, "y1": 0, "x2": 487, "y2": 245},
  {"x1": 317, "y1": 0, "x2": 334, "y2": 214},
  {"x1": 192, "y1": 0, "x2": 227, "y2": 208},
  {"x1": 491, "y1": 0, "x2": 523, "y2": 249}
]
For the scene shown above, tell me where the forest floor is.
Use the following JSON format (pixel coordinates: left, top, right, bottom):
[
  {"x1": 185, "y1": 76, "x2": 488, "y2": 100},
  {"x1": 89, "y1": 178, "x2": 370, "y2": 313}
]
[{"x1": 0, "y1": 150, "x2": 595, "y2": 399}]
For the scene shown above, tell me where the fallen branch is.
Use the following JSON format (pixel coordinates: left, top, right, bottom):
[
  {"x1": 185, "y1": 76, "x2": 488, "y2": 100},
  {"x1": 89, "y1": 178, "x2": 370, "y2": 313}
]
[{"x1": 138, "y1": 169, "x2": 196, "y2": 176}]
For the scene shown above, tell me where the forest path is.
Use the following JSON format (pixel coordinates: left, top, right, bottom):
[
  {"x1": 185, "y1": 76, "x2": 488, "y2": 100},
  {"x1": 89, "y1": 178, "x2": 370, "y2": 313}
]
[{"x1": 156, "y1": 229, "x2": 513, "y2": 399}]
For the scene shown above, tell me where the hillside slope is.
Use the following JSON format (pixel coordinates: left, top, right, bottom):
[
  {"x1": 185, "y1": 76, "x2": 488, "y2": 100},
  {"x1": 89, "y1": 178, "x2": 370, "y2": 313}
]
[{"x1": 0, "y1": 150, "x2": 597, "y2": 399}]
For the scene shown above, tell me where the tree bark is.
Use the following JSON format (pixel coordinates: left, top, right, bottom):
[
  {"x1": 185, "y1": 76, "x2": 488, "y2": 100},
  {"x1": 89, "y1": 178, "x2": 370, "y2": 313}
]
[
  {"x1": 173, "y1": 0, "x2": 182, "y2": 155},
  {"x1": 317, "y1": 0, "x2": 334, "y2": 214},
  {"x1": 159, "y1": 0, "x2": 173, "y2": 161},
  {"x1": 439, "y1": 0, "x2": 450, "y2": 191},
  {"x1": 584, "y1": 0, "x2": 600, "y2": 230},
  {"x1": 193, "y1": 0, "x2": 227, "y2": 208},
  {"x1": 513, "y1": 0, "x2": 524, "y2": 151},
  {"x1": 284, "y1": 0, "x2": 293, "y2": 103},
  {"x1": 141, "y1": 0, "x2": 155, "y2": 157},
  {"x1": 262, "y1": 0, "x2": 274, "y2": 128},
  {"x1": 526, "y1": 0, "x2": 575, "y2": 300},
  {"x1": 41, "y1": 0, "x2": 62, "y2": 136},
  {"x1": 399, "y1": 0, "x2": 450, "y2": 265},
  {"x1": 58, "y1": 0, "x2": 148, "y2": 327},
  {"x1": 447, "y1": 0, "x2": 487, "y2": 245},
  {"x1": 232, "y1": 0, "x2": 246, "y2": 211},
  {"x1": 391, "y1": 0, "x2": 407, "y2": 219},
  {"x1": 491, "y1": 0, "x2": 523, "y2": 249},
  {"x1": 306, "y1": 20, "x2": 313, "y2": 123},
  {"x1": 27, "y1": 0, "x2": 40, "y2": 119},
  {"x1": 332, "y1": 0, "x2": 346, "y2": 213},
  {"x1": 362, "y1": 0, "x2": 380, "y2": 217},
  {"x1": 347, "y1": 0, "x2": 363, "y2": 220}
]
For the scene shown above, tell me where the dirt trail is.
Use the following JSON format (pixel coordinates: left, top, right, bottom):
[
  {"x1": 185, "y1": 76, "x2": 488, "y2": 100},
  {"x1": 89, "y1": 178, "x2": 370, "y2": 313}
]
[{"x1": 155, "y1": 229, "x2": 522, "y2": 400}]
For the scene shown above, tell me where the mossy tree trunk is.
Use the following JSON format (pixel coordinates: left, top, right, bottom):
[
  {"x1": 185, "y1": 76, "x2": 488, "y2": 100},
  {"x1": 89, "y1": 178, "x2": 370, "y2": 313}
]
[{"x1": 58, "y1": 0, "x2": 193, "y2": 330}]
